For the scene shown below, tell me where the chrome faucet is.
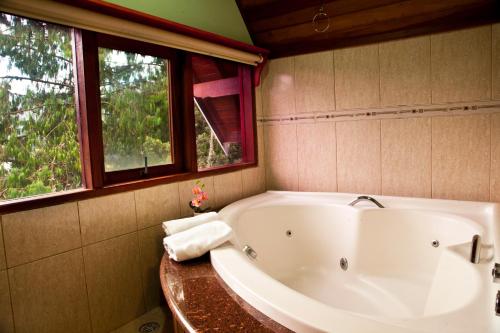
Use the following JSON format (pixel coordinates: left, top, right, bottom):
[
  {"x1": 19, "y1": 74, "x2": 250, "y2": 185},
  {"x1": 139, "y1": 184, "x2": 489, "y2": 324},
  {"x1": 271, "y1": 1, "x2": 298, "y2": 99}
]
[{"x1": 348, "y1": 196, "x2": 385, "y2": 208}]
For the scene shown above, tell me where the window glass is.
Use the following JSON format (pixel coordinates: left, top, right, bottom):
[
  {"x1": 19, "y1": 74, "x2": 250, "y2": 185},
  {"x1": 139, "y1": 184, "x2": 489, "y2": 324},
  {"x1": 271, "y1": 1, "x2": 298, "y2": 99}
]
[
  {"x1": 0, "y1": 13, "x2": 81, "y2": 200},
  {"x1": 192, "y1": 55, "x2": 246, "y2": 170},
  {"x1": 98, "y1": 47, "x2": 171, "y2": 172}
]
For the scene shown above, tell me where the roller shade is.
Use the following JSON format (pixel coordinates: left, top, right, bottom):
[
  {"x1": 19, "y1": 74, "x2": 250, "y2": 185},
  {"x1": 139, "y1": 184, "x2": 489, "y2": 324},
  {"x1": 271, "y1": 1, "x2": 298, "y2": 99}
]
[{"x1": 0, "y1": 0, "x2": 264, "y2": 66}]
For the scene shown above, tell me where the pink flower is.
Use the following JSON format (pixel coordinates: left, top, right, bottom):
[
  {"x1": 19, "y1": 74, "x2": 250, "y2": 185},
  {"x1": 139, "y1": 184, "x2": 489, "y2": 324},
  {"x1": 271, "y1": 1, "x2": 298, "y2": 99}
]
[
  {"x1": 191, "y1": 199, "x2": 201, "y2": 207},
  {"x1": 192, "y1": 186, "x2": 202, "y2": 195}
]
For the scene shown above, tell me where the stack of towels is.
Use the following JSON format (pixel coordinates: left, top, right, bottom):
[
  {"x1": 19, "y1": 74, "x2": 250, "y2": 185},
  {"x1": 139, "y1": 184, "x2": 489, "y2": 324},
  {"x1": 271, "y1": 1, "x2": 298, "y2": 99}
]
[{"x1": 162, "y1": 212, "x2": 233, "y2": 262}]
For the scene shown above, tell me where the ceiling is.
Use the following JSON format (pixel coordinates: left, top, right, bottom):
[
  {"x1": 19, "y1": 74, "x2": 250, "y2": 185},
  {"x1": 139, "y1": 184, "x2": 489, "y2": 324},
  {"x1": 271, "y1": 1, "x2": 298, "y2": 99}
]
[{"x1": 236, "y1": 0, "x2": 500, "y2": 58}]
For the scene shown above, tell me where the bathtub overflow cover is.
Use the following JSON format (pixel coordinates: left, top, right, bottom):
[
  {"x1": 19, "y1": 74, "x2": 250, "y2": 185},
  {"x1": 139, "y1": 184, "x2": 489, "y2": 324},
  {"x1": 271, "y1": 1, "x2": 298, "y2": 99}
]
[
  {"x1": 340, "y1": 257, "x2": 348, "y2": 271},
  {"x1": 431, "y1": 240, "x2": 440, "y2": 248}
]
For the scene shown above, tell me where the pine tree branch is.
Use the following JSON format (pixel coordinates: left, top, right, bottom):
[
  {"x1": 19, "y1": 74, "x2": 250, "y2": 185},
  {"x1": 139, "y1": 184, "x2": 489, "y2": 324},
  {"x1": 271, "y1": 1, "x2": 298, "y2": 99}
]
[{"x1": 0, "y1": 76, "x2": 72, "y2": 88}]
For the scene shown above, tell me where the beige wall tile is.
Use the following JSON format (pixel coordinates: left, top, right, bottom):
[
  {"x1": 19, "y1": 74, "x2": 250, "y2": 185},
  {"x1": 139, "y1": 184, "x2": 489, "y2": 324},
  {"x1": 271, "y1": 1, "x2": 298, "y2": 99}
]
[
  {"x1": 2, "y1": 203, "x2": 81, "y2": 267},
  {"x1": 0, "y1": 219, "x2": 6, "y2": 270},
  {"x1": 257, "y1": 124, "x2": 265, "y2": 165},
  {"x1": 380, "y1": 36, "x2": 431, "y2": 106},
  {"x1": 334, "y1": 44, "x2": 380, "y2": 110},
  {"x1": 297, "y1": 122, "x2": 337, "y2": 192},
  {"x1": 493, "y1": 24, "x2": 500, "y2": 100},
  {"x1": 242, "y1": 166, "x2": 266, "y2": 197},
  {"x1": 336, "y1": 120, "x2": 381, "y2": 194},
  {"x1": 135, "y1": 183, "x2": 180, "y2": 229},
  {"x1": 0, "y1": 270, "x2": 14, "y2": 333},
  {"x1": 9, "y1": 250, "x2": 91, "y2": 333},
  {"x1": 381, "y1": 118, "x2": 432, "y2": 197},
  {"x1": 262, "y1": 57, "x2": 295, "y2": 117},
  {"x1": 83, "y1": 233, "x2": 145, "y2": 333},
  {"x1": 138, "y1": 225, "x2": 165, "y2": 311},
  {"x1": 431, "y1": 26, "x2": 491, "y2": 103},
  {"x1": 491, "y1": 114, "x2": 500, "y2": 202},
  {"x1": 178, "y1": 177, "x2": 215, "y2": 217},
  {"x1": 432, "y1": 115, "x2": 490, "y2": 201},
  {"x1": 255, "y1": 84, "x2": 263, "y2": 118},
  {"x1": 79, "y1": 192, "x2": 137, "y2": 245},
  {"x1": 214, "y1": 171, "x2": 243, "y2": 208},
  {"x1": 294, "y1": 51, "x2": 335, "y2": 113},
  {"x1": 264, "y1": 124, "x2": 298, "y2": 191}
]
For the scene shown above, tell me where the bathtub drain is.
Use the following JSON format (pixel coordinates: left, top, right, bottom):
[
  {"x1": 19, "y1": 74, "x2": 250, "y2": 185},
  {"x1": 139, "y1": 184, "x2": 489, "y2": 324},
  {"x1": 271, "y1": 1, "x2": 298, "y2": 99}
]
[
  {"x1": 340, "y1": 257, "x2": 348, "y2": 271},
  {"x1": 138, "y1": 321, "x2": 160, "y2": 332}
]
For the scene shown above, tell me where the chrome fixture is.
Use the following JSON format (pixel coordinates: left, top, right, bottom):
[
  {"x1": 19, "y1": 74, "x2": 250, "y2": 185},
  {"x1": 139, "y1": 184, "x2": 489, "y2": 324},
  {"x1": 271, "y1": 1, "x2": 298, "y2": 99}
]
[
  {"x1": 348, "y1": 196, "x2": 385, "y2": 208},
  {"x1": 243, "y1": 245, "x2": 257, "y2": 260},
  {"x1": 470, "y1": 234, "x2": 481, "y2": 264},
  {"x1": 493, "y1": 263, "x2": 500, "y2": 282},
  {"x1": 496, "y1": 291, "x2": 500, "y2": 316},
  {"x1": 340, "y1": 257, "x2": 348, "y2": 271}
]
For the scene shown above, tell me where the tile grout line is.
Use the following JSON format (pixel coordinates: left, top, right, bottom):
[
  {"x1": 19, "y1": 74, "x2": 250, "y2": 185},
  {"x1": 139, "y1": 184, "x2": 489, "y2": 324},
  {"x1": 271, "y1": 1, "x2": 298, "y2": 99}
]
[
  {"x1": 76, "y1": 202, "x2": 95, "y2": 333},
  {"x1": 430, "y1": 117, "x2": 434, "y2": 199},
  {"x1": 1, "y1": 218, "x2": 17, "y2": 333},
  {"x1": 334, "y1": 122, "x2": 339, "y2": 192},
  {"x1": 490, "y1": 114, "x2": 493, "y2": 201}
]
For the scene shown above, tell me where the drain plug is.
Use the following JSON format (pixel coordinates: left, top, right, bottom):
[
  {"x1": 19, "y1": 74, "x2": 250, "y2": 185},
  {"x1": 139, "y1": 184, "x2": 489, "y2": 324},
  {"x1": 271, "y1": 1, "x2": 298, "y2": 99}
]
[
  {"x1": 340, "y1": 257, "x2": 348, "y2": 271},
  {"x1": 139, "y1": 321, "x2": 160, "y2": 333}
]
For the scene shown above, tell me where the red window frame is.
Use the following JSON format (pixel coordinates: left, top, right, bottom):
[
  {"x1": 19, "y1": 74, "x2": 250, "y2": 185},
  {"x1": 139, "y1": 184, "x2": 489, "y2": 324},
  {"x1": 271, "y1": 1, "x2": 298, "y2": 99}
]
[{"x1": 0, "y1": 12, "x2": 259, "y2": 214}]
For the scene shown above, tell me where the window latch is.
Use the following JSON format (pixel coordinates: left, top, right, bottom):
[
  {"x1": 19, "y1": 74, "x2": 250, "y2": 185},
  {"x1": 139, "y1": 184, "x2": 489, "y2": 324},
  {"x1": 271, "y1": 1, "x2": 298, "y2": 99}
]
[{"x1": 141, "y1": 156, "x2": 148, "y2": 177}]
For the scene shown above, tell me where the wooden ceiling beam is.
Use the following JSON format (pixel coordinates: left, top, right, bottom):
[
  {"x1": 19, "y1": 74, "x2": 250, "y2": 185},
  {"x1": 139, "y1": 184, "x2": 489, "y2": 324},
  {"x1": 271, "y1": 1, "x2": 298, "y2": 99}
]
[
  {"x1": 248, "y1": 0, "x2": 402, "y2": 33},
  {"x1": 253, "y1": 0, "x2": 497, "y2": 47}
]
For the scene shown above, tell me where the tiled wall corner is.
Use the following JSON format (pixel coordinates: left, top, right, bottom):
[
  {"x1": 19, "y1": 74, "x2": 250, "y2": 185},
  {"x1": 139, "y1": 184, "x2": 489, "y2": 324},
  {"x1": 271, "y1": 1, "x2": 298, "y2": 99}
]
[
  {"x1": 431, "y1": 26, "x2": 491, "y2": 103},
  {"x1": 491, "y1": 113, "x2": 500, "y2": 202},
  {"x1": 2, "y1": 203, "x2": 81, "y2": 267},
  {"x1": 493, "y1": 23, "x2": 500, "y2": 100},
  {"x1": 0, "y1": 269, "x2": 14, "y2": 333},
  {"x1": 381, "y1": 118, "x2": 432, "y2": 198},
  {"x1": 9, "y1": 249, "x2": 91, "y2": 333},
  {"x1": 297, "y1": 122, "x2": 337, "y2": 192},
  {"x1": 336, "y1": 120, "x2": 381, "y2": 194},
  {"x1": 262, "y1": 57, "x2": 295, "y2": 117},
  {"x1": 0, "y1": 218, "x2": 6, "y2": 270},
  {"x1": 264, "y1": 124, "x2": 298, "y2": 191},
  {"x1": 255, "y1": 84, "x2": 263, "y2": 118},
  {"x1": 83, "y1": 233, "x2": 145, "y2": 333},
  {"x1": 294, "y1": 51, "x2": 335, "y2": 113},
  {"x1": 135, "y1": 183, "x2": 181, "y2": 229},
  {"x1": 78, "y1": 192, "x2": 137, "y2": 245},
  {"x1": 432, "y1": 115, "x2": 490, "y2": 201},
  {"x1": 379, "y1": 36, "x2": 431, "y2": 106},
  {"x1": 242, "y1": 166, "x2": 266, "y2": 197},
  {"x1": 214, "y1": 171, "x2": 243, "y2": 208},
  {"x1": 178, "y1": 177, "x2": 215, "y2": 217},
  {"x1": 334, "y1": 44, "x2": 380, "y2": 110},
  {"x1": 138, "y1": 225, "x2": 165, "y2": 311}
]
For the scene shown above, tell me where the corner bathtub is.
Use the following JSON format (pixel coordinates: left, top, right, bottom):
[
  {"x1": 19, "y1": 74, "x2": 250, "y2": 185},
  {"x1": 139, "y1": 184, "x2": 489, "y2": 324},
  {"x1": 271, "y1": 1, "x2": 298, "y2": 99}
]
[{"x1": 210, "y1": 191, "x2": 500, "y2": 333}]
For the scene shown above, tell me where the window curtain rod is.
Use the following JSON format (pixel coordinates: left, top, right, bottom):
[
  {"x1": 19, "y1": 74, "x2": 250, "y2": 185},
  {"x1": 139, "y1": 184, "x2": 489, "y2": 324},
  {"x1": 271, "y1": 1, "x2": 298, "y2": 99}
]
[{"x1": 0, "y1": 0, "x2": 266, "y2": 66}]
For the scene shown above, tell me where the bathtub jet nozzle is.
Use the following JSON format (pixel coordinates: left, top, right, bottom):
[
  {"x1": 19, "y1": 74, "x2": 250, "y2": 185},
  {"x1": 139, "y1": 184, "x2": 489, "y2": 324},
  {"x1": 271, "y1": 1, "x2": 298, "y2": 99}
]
[{"x1": 243, "y1": 245, "x2": 257, "y2": 260}]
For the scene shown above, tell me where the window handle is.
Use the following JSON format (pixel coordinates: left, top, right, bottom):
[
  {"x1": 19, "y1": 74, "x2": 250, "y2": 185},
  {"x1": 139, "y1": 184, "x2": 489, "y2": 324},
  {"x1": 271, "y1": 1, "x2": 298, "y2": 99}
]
[{"x1": 142, "y1": 156, "x2": 148, "y2": 176}]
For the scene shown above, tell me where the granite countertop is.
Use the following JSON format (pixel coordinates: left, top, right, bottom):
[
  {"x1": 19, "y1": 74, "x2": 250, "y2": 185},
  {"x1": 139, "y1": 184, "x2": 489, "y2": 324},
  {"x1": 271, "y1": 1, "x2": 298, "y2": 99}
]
[{"x1": 160, "y1": 253, "x2": 293, "y2": 333}]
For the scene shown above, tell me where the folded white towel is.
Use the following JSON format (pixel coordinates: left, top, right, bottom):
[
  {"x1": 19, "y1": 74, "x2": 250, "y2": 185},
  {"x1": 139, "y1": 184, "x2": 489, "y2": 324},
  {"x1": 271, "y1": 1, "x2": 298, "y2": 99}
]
[
  {"x1": 163, "y1": 221, "x2": 232, "y2": 262},
  {"x1": 162, "y1": 211, "x2": 218, "y2": 236}
]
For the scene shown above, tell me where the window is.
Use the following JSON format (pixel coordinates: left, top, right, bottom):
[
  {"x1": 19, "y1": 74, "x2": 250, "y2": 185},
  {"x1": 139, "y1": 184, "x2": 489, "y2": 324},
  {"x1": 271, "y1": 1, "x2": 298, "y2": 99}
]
[
  {"x1": 0, "y1": 13, "x2": 81, "y2": 200},
  {"x1": 192, "y1": 54, "x2": 255, "y2": 170},
  {"x1": 91, "y1": 34, "x2": 184, "y2": 184},
  {"x1": 0, "y1": 11, "x2": 257, "y2": 207}
]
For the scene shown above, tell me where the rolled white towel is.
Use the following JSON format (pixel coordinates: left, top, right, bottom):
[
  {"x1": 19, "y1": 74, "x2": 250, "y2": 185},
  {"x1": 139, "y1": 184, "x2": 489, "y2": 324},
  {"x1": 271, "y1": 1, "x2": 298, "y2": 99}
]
[
  {"x1": 162, "y1": 211, "x2": 218, "y2": 236},
  {"x1": 163, "y1": 221, "x2": 232, "y2": 262}
]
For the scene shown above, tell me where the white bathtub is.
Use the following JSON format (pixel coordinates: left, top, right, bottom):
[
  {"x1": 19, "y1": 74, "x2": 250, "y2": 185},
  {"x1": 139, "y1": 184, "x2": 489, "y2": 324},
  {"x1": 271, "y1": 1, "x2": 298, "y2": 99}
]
[{"x1": 210, "y1": 191, "x2": 500, "y2": 333}]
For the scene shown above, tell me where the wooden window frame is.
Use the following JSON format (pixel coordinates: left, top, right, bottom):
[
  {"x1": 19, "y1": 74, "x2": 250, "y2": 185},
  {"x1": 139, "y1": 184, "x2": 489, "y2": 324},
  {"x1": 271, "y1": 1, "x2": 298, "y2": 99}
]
[{"x1": 0, "y1": 14, "x2": 259, "y2": 214}]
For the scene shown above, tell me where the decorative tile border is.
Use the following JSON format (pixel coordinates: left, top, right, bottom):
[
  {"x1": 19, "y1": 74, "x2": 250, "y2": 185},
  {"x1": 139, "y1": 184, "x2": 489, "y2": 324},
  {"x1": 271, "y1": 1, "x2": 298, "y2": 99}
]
[{"x1": 258, "y1": 101, "x2": 500, "y2": 125}]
